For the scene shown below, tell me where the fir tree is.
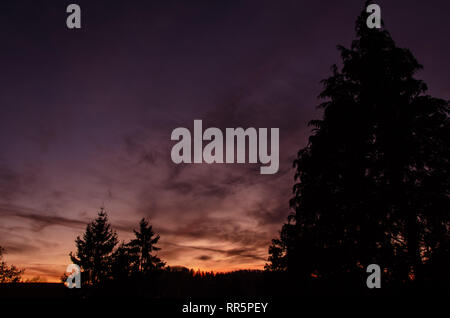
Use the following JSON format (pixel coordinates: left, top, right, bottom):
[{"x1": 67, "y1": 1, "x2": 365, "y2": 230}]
[
  {"x1": 70, "y1": 208, "x2": 118, "y2": 285},
  {"x1": 127, "y1": 218, "x2": 165, "y2": 274}
]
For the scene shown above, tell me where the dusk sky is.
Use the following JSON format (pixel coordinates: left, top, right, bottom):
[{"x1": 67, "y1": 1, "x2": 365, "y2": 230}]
[{"x1": 0, "y1": 0, "x2": 449, "y2": 282}]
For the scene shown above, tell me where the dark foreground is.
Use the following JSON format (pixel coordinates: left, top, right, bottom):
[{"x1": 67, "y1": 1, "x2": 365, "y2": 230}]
[{"x1": 0, "y1": 279, "x2": 447, "y2": 316}]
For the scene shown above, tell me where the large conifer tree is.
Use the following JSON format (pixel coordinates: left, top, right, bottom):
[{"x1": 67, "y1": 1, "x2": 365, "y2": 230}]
[{"x1": 268, "y1": 4, "x2": 449, "y2": 289}]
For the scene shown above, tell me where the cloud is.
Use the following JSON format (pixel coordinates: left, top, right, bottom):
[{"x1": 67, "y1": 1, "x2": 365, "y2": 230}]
[
  {"x1": 122, "y1": 131, "x2": 159, "y2": 166},
  {"x1": 0, "y1": 163, "x2": 38, "y2": 202},
  {"x1": 28, "y1": 126, "x2": 58, "y2": 153},
  {"x1": 23, "y1": 264, "x2": 66, "y2": 280},
  {"x1": 247, "y1": 201, "x2": 290, "y2": 226},
  {"x1": 196, "y1": 255, "x2": 212, "y2": 261},
  {"x1": 165, "y1": 242, "x2": 266, "y2": 261},
  {"x1": 158, "y1": 216, "x2": 266, "y2": 246},
  {"x1": 1, "y1": 240, "x2": 38, "y2": 254},
  {"x1": 0, "y1": 203, "x2": 87, "y2": 232}
]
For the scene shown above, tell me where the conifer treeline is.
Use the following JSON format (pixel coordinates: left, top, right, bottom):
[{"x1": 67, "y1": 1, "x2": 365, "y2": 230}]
[{"x1": 69, "y1": 208, "x2": 164, "y2": 285}]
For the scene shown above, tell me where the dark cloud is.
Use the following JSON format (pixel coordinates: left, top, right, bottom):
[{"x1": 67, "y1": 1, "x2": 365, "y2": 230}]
[
  {"x1": 247, "y1": 200, "x2": 291, "y2": 227},
  {"x1": 196, "y1": 255, "x2": 212, "y2": 261},
  {"x1": 165, "y1": 242, "x2": 265, "y2": 261},
  {"x1": 0, "y1": 163, "x2": 38, "y2": 201},
  {"x1": 158, "y1": 216, "x2": 270, "y2": 248},
  {"x1": 164, "y1": 181, "x2": 194, "y2": 195},
  {"x1": 123, "y1": 131, "x2": 159, "y2": 166},
  {"x1": 1, "y1": 241, "x2": 37, "y2": 254},
  {"x1": 0, "y1": 204, "x2": 87, "y2": 232},
  {"x1": 28, "y1": 126, "x2": 58, "y2": 153},
  {"x1": 0, "y1": 165, "x2": 20, "y2": 201}
]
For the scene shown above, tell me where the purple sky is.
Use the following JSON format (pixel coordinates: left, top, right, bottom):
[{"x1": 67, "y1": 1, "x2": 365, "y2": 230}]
[{"x1": 0, "y1": 0, "x2": 449, "y2": 281}]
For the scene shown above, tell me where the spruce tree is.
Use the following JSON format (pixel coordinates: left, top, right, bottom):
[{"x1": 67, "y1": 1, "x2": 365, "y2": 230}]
[
  {"x1": 70, "y1": 208, "x2": 118, "y2": 285},
  {"x1": 127, "y1": 218, "x2": 165, "y2": 274}
]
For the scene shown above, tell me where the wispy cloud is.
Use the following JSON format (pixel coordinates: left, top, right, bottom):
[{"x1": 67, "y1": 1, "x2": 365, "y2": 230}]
[
  {"x1": 0, "y1": 203, "x2": 86, "y2": 232},
  {"x1": 164, "y1": 242, "x2": 266, "y2": 261}
]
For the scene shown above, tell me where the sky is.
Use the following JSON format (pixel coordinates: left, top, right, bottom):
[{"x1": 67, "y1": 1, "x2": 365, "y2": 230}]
[{"x1": 0, "y1": 0, "x2": 449, "y2": 282}]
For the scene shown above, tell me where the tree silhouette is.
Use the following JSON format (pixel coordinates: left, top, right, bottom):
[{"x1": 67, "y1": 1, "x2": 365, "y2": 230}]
[
  {"x1": 127, "y1": 218, "x2": 165, "y2": 273},
  {"x1": 70, "y1": 208, "x2": 118, "y2": 285},
  {"x1": 268, "y1": 3, "x2": 449, "y2": 289},
  {"x1": 0, "y1": 246, "x2": 24, "y2": 283},
  {"x1": 110, "y1": 241, "x2": 138, "y2": 280},
  {"x1": 265, "y1": 221, "x2": 295, "y2": 272}
]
